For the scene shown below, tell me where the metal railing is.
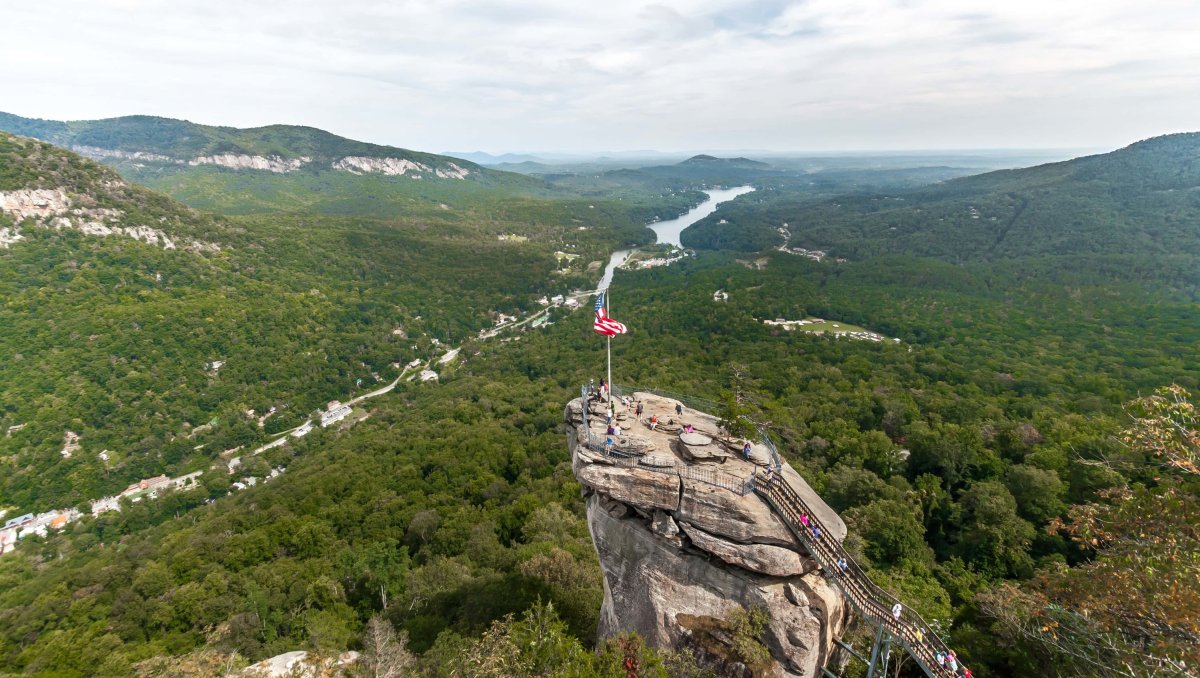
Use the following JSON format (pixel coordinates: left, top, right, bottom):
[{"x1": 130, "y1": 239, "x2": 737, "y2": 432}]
[
  {"x1": 580, "y1": 384, "x2": 958, "y2": 676},
  {"x1": 756, "y1": 475, "x2": 956, "y2": 677},
  {"x1": 607, "y1": 382, "x2": 781, "y2": 472},
  {"x1": 577, "y1": 385, "x2": 757, "y2": 496}
]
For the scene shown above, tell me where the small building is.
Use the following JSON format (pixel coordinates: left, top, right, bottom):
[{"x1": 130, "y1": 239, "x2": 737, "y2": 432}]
[
  {"x1": 550, "y1": 294, "x2": 565, "y2": 305},
  {"x1": 3, "y1": 513, "x2": 33, "y2": 530},
  {"x1": 564, "y1": 298, "x2": 581, "y2": 309},
  {"x1": 418, "y1": 369, "x2": 439, "y2": 382}
]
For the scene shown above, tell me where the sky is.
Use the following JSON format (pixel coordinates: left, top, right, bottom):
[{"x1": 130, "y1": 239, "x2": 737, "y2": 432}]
[{"x1": 2, "y1": 0, "x2": 1198, "y2": 154}]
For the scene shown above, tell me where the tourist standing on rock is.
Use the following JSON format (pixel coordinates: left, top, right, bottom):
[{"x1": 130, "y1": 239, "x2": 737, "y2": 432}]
[
  {"x1": 675, "y1": 402, "x2": 683, "y2": 416},
  {"x1": 892, "y1": 602, "x2": 903, "y2": 622},
  {"x1": 742, "y1": 441, "x2": 753, "y2": 460},
  {"x1": 636, "y1": 402, "x2": 644, "y2": 417}
]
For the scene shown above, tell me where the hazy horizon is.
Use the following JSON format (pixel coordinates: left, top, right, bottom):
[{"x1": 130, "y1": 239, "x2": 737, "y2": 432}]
[{"x1": 3, "y1": 1, "x2": 1196, "y2": 154}]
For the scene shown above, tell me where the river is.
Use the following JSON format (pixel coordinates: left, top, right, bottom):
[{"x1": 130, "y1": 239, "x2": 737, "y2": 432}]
[{"x1": 597, "y1": 185, "x2": 755, "y2": 291}]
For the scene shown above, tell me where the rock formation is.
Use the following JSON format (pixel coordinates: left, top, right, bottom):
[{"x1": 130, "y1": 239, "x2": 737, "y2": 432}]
[
  {"x1": 566, "y1": 393, "x2": 849, "y2": 677},
  {"x1": 0, "y1": 188, "x2": 220, "y2": 252},
  {"x1": 189, "y1": 153, "x2": 309, "y2": 173}
]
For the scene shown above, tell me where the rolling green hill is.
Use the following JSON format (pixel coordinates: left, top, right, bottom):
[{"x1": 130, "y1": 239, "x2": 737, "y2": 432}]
[
  {"x1": 0, "y1": 112, "x2": 566, "y2": 216},
  {"x1": 0, "y1": 132, "x2": 658, "y2": 512},
  {"x1": 682, "y1": 133, "x2": 1200, "y2": 274}
]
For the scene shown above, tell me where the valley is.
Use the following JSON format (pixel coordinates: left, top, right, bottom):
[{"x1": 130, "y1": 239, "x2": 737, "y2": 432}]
[{"x1": 0, "y1": 116, "x2": 1196, "y2": 678}]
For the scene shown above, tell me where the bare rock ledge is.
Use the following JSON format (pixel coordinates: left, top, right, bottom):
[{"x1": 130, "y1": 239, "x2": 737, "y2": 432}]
[{"x1": 567, "y1": 397, "x2": 849, "y2": 678}]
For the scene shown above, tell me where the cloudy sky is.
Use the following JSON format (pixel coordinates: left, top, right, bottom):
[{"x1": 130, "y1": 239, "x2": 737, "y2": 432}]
[{"x1": 3, "y1": 1, "x2": 1197, "y2": 153}]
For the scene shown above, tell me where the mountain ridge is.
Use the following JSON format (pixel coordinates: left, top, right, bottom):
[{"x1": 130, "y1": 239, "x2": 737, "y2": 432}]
[
  {"x1": 0, "y1": 111, "x2": 483, "y2": 179},
  {"x1": 681, "y1": 130, "x2": 1200, "y2": 268}
]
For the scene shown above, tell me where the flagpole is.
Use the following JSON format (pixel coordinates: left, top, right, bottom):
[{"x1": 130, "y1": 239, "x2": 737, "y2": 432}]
[{"x1": 606, "y1": 288, "x2": 612, "y2": 410}]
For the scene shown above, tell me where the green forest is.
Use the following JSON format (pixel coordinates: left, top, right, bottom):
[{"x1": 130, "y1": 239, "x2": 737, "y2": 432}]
[{"x1": 0, "y1": 127, "x2": 1197, "y2": 677}]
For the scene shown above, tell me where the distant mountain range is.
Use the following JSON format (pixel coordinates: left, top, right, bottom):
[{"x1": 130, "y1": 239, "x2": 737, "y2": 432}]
[{"x1": 683, "y1": 132, "x2": 1200, "y2": 270}]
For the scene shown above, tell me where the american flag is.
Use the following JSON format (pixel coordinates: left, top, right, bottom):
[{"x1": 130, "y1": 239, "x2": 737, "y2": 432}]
[{"x1": 593, "y1": 291, "x2": 627, "y2": 336}]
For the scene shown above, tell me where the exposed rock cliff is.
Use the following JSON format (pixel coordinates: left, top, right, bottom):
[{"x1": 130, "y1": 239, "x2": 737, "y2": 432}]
[
  {"x1": 0, "y1": 187, "x2": 219, "y2": 252},
  {"x1": 331, "y1": 156, "x2": 471, "y2": 179},
  {"x1": 189, "y1": 154, "x2": 309, "y2": 173},
  {"x1": 566, "y1": 394, "x2": 849, "y2": 677}
]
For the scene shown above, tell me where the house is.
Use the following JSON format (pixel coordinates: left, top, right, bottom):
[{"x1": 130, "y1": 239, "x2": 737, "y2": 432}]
[
  {"x1": 550, "y1": 294, "x2": 565, "y2": 305},
  {"x1": 418, "y1": 369, "x2": 439, "y2": 382},
  {"x1": 3, "y1": 514, "x2": 33, "y2": 530},
  {"x1": 563, "y1": 298, "x2": 581, "y2": 309}
]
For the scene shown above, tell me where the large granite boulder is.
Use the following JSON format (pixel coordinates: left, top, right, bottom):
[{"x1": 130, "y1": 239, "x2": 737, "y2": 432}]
[
  {"x1": 588, "y1": 495, "x2": 847, "y2": 678},
  {"x1": 681, "y1": 523, "x2": 818, "y2": 578},
  {"x1": 566, "y1": 398, "x2": 850, "y2": 678}
]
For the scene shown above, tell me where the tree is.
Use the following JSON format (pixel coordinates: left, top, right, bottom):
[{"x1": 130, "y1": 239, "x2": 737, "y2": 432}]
[
  {"x1": 956, "y1": 481, "x2": 1035, "y2": 579},
  {"x1": 1004, "y1": 464, "x2": 1067, "y2": 525},
  {"x1": 1122, "y1": 385, "x2": 1200, "y2": 476},
  {"x1": 844, "y1": 499, "x2": 931, "y2": 566},
  {"x1": 361, "y1": 615, "x2": 416, "y2": 678},
  {"x1": 976, "y1": 388, "x2": 1200, "y2": 676}
]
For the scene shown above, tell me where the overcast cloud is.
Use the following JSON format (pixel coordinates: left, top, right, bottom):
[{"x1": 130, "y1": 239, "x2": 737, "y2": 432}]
[{"x1": 2, "y1": 1, "x2": 1197, "y2": 153}]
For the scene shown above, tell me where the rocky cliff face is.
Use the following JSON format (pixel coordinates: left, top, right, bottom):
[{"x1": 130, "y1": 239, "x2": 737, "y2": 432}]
[
  {"x1": 0, "y1": 187, "x2": 219, "y2": 252},
  {"x1": 566, "y1": 395, "x2": 849, "y2": 677},
  {"x1": 331, "y1": 156, "x2": 470, "y2": 179},
  {"x1": 189, "y1": 154, "x2": 309, "y2": 173}
]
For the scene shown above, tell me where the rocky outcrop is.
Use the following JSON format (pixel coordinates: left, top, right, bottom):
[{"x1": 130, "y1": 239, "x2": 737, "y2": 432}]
[
  {"x1": 331, "y1": 156, "x2": 470, "y2": 179},
  {"x1": 72, "y1": 145, "x2": 173, "y2": 163},
  {"x1": 567, "y1": 397, "x2": 849, "y2": 677},
  {"x1": 0, "y1": 188, "x2": 219, "y2": 252},
  {"x1": 189, "y1": 154, "x2": 308, "y2": 173}
]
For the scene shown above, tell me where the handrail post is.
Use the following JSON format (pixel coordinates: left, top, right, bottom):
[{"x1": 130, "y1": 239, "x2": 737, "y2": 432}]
[{"x1": 865, "y1": 623, "x2": 887, "y2": 678}]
